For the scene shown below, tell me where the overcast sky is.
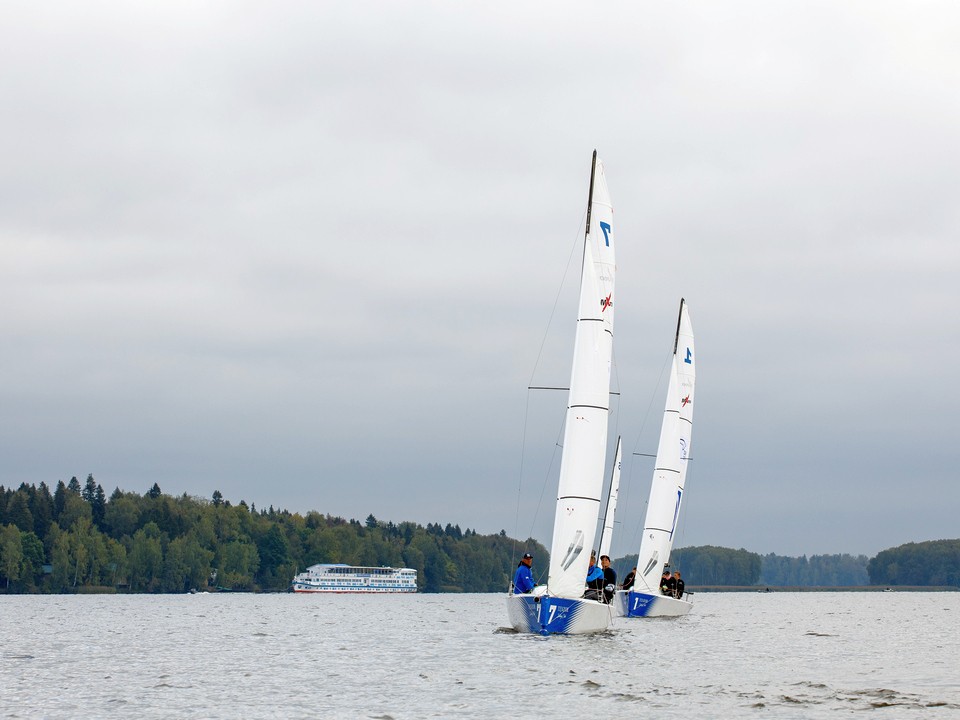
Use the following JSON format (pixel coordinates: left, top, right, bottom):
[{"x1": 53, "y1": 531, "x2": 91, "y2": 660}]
[{"x1": 2, "y1": 2, "x2": 958, "y2": 559}]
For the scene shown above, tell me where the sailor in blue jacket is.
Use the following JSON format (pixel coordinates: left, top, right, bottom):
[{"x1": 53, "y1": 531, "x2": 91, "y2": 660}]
[
  {"x1": 513, "y1": 553, "x2": 535, "y2": 594},
  {"x1": 586, "y1": 557, "x2": 604, "y2": 585},
  {"x1": 585, "y1": 553, "x2": 605, "y2": 600}
]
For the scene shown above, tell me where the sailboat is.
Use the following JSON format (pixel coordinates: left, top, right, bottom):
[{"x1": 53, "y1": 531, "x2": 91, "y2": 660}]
[
  {"x1": 506, "y1": 151, "x2": 617, "y2": 635},
  {"x1": 616, "y1": 299, "x2": 696, "y2": 618}
]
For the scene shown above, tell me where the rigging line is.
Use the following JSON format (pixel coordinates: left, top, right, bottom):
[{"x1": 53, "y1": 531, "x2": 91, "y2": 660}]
[
  {"x1": 513, "y1": 213, "x2": 583, "y2": 569},
  {"x1": 526, "y1": 211, "x2": 587, "y2": 390},
  {"x1": 623, "y1": 466, "x2": 653, "y2": 554},
  {"x1": 622, "y1": 349, "x2": 673, "y2": 552},
  {"x1": 512, "y1": 387, "x2": 535, "y2": 563},
  {"x1": 629, "y1": 350, "x2": 672, "y2": 458},
  {"x1": 528, "y1": 412, "x2": 565, "y2": 545},
  {"x1": 516, "y1": 208, "x2": 586, "y2": 570}
]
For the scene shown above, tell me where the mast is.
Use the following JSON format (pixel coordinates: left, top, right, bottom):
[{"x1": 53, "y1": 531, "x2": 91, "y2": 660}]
[
  {"x1": 673, "y1": 298, "x2": 685, "y2": 354},
  {"x1": 580, "y1": 150, "x2": 598, "y2": 278},
  {"x1": 585, "y1": 149, "x2": 597, "y2": 238}
]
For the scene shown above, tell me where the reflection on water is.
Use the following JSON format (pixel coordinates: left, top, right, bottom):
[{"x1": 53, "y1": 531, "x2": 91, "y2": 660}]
[{"x1": 1, "y1": 592, "x2": 958, "y2": 718}]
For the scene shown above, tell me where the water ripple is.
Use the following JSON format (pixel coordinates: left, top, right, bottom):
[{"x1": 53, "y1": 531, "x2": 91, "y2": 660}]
[{"x1": 0, "y1": 592, "x2": 958, "y2": 718}]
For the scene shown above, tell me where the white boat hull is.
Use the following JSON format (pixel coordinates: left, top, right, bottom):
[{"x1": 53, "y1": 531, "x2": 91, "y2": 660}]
[
  {"x1": 506, "y1": 593, "x2": 613, "y2": 635},
  {"x1": 614, "y1": 589, "x2": 692, "y2": 618},
  {"x1": 291, "y1": 587, "x2": 416, "y2": 593},
  {"x1": 290, "y1": 564, "x2": 417, "y2": 593}
]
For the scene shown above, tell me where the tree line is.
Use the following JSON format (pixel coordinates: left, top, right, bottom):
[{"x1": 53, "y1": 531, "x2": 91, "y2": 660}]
[
  {"x1": 2, "y1": 478, "x2": 957, "y2": 592},
  {"x1": 867, "y1": 540, "x2": 960, "y2": 586},
  {"x1": 612, "y1": 546, "x2": 763, "y2": 586},
  {"x1": 612, "y1": 544, "x2": 955, "y2": 588},
  {"x1": 0, "y1": 478, "x2": 544, "y2": 593}
]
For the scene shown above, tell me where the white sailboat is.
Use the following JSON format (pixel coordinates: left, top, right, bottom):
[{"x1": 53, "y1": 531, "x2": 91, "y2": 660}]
[
  {"x1": 616, "y1": 299, "x2": 696, "y2": 618},
  {"x1": 506, "y1": 151, "x2": 617, "y2": 635}
]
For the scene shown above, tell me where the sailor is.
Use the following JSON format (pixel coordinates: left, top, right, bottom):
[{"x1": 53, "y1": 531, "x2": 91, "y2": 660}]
[
  {"x1": 599, "y1": 555, "x2": 617, "y2": 603},
  {"x1": 621, "y1": 567, "x2": 637, "y2": 591},
  {"x1": 673, "y1": 571, "x2": 685, "y2": 599},
  {"x1": 659, "y1": 569, "x2": 672, "y2": 595},
  {"x1": 512, "y1": 553, "x2": 535, "y2": 594},
  {"x1": 585, "y1": 552, "x2": 605, "y2": 600}
]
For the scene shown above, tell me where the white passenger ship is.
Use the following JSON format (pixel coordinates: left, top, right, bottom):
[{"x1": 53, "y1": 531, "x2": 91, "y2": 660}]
[{"x1": 290, "y1": 564, "x2": 418, "y2": 593}]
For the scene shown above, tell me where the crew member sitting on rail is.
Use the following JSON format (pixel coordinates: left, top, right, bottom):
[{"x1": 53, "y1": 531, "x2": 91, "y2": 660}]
[
  {"x1": 584, "y1": 552, "x2": 605, "y2": 601},
  {"x1": 512, "y1": 553, "x2": 535, "y2": 594}
]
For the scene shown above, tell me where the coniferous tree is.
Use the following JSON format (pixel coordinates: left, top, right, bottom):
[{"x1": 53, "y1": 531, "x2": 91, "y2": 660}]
[
  {"x1": 82, "y1": 475, "x2": 97, "y2": 503},
  {"x1": 6, "y1": 491, "x2": 33, "y2": 533},
  {"x1": 256, "y1": 524, "x2": 290, "y2": 588},
  {"x1": 53, "y1": 480, "x2": 67, "y2": 520},
  {"x1": 33, "y1": 483, "x2": 54, "y2": 538},
  {"x1": 91, "y1": 485, "x2": 107, "y2": 529}
]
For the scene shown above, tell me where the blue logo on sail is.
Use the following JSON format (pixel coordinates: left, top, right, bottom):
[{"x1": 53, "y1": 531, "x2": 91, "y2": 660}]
[
  {"x1": 600, "y1": 221, "x2": 611, "y2": 246},
  {"x1": 668, "y1": 489, "x2": 682, "y2": 539}
]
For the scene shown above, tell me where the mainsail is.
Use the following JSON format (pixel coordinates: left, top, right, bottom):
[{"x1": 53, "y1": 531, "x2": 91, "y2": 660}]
[
  {"x1": 634, "y1": 299, "x2": 695, "y2": 593},
  {"x1": 546, "y1": 152, "x2": 616, "y2": 599}
]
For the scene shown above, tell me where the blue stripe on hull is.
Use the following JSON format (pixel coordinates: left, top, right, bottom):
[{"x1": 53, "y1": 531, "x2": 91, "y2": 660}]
[
  {"x1": 512, "y1": 595, "x2": 541, "y2": 633},
  {"x1": 626, "y1": 590, "x2": 657, "y2": 617},
  {"x1": 507, "y1": 595, "x2": 608, "y2": 635},
  {"x1": 536, "y1": 596, "x2": 584, "y2": 635},
  {"x1": 617, "y1": 589, "x2": 692, "y2": 618}
]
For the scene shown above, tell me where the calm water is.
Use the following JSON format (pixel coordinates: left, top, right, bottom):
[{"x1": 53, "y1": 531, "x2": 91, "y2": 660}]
[{"x1": 2, "y1": 592, "x2": 959, "y2": 718}]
